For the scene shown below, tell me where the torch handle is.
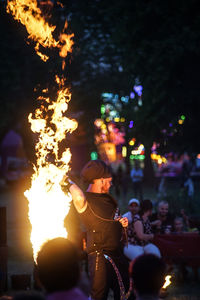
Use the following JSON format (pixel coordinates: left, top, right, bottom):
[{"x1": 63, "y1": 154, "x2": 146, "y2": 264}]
[{"x1": 124, "y1": 227, "x2": 128, "y2": 247}]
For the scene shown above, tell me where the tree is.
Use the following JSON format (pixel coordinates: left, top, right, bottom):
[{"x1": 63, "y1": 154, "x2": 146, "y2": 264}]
[
  {"x1": 100, "y1": 0, "x2": 200, "y2": 152},
  {"x1": 65, "y1": 0, "x2": 200, "y2": 180},
  {"x1": 2, "y1": 0, "x2": 200, "y2": 178}
]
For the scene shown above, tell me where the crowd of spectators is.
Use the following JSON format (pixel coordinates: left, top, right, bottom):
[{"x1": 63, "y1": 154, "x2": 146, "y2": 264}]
[{"x1": 122, "y1": 197, "x2": 200, "y2": 285}]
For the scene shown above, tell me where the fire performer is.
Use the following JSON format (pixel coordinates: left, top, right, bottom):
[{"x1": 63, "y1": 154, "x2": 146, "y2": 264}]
[{"x1": 63, "y1": 160, "x2": 131, "y2": 300}]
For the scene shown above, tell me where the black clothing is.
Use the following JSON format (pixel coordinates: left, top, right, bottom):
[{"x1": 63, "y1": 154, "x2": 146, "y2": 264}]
[
  {"x1": 150, "y1": 213, "x2": 174, "y2": 234},
  {"x1": 88, "y1": 251, "x2": 130, "y2": 300},
  {"x1": 79, "y1": 192, "x2": 130, "y2": 300},
  {"x1": 80, "y1": 192, "x2": 122, "y2": 254}
]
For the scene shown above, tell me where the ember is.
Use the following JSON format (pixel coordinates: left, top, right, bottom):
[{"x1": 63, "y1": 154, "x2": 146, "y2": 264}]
[{"x1": 162, "y1": 275, "x2": 172, "y2": 289}]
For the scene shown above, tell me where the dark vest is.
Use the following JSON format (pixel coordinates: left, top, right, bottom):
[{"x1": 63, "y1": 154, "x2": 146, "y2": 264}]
[{"x1": 79, "y1": 192, "x2": 123, "y2": 254}]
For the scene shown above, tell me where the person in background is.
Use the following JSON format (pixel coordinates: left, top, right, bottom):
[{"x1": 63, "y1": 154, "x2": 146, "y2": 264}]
[
  {"x1": 36, "y1": 237, "x2": 88, "y2": 300},
  {"x1": 150, "y1": 201, "x2": 174, "y2": 234},
  {"x1": 124, "y1": 200, "x2": 161, "y2": 260},
  {"x1": 129, "y1": 254, "x2": 167, "y2": 300},
  {"x1": 181, "y1": 155, "x2": 195, "y2": 203},
  {"x1": 180, "y1": 209, "x2": 190, "y2": 228},
  {"x1": 67, "y1": 160, "x2": 130, "y2": 300},
  {"x1": 122, "y1": 198, "x2": 140, "y2": 224},
  {"x1": 0, "y1": 124, "x2": 26, "y2": 186},
  {"x1": 119, "y1": 167, "x2": 131, "y2": 202},
  {"x1": 173, "y1": 217, "x2": 187, "y2": 233},
  {"x1": 130, "y1": 161, "x2": 143, "y2": 201}
]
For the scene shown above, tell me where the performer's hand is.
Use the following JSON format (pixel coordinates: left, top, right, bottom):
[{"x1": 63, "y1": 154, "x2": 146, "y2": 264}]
[
  {"x1": 60, "y1": 175, "x2": 75, "y2": 193},
  {"x1": 119, "y1": 217, "x2": 128, "y2": 228},
  {"x1": 60, "y1": 174, "x2": 68, "y2": 186}
]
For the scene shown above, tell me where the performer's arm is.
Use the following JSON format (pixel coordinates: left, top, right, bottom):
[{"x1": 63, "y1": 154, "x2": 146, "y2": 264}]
[
  {"x1": 69, "y1": 183, "x2": 87, "y2": 213},
  {"x1": 61, "y1": 176, "x2": 87, "y2": 213}
]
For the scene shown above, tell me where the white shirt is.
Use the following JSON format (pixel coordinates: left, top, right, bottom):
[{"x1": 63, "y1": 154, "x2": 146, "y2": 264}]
[{"x1": 122, "y1": 211, "x2": 133, "y2": 223}]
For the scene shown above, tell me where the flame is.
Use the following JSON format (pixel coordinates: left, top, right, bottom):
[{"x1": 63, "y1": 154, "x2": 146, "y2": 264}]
[
  {"x1": 6, "y1": 0, "x2": 74, "y2": 61},
  {"x1": 162, "y1": 275, "x2": 172, "y2": 289},
  {"x1": 24, "y1": 76, "x2": 78, "y2": 261},
  {"x1": 6, "y1": 0, "x2": 78, "y2": 261}
]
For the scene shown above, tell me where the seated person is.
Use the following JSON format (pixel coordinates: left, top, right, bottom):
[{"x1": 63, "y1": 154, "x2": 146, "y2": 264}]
[
  {"x1": 129, "y1": 254, "x2": 167, "y2": 300},
  {"x1": 173, "y1": 215, "x2": 199, "y2": 234},
  {"x1": 124, "y1": 199, "x2": 161, "y2": 260},
  {"x1": 36, "y1": 237, "x2": 88, "y2": 300},
  {"x1": 180, "y1": 209, "x2": 199, "y2": 232},
  {"x1": 173, "y1": 216, "x2": 187, "y2": 233},
  {"x1": 150, "y1": 200, "x2": 174, "y2": 234},
  {"x1": 122, "y1": 198, "x2": 140, "y2": 223}
]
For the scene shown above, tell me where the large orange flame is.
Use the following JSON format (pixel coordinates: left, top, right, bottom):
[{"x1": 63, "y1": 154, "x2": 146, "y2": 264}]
[
  {"x1": 6, "y1": 0, "x2": 74, "y2": 61},
  {"x1": 7, "y1": 0, "x2": 77, "y2": 261},
  {"x1": 24, "y1": 77, "x2": 77, "y2": 261}
]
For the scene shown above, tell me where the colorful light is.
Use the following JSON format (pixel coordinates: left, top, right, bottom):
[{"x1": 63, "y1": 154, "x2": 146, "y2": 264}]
[
  {"x1": 121, "y1": 96, "x2": 129, "y2": 103},
  {"x1": 91, "y1": 151, "x2": 98, "y2": 160},
  {"x1": 101, "y1": 124, "x2": 106, "y2": 129},
  {"x1": 133, "y1": 85, "x2": 143, "y2": 96},
  {"x1": 138, "y1": 98, "x2": 142, "y2": 106},
  {"x1": 102, "y1": 93, "x2": 113, "y2": 99},
  {"x1": 122, "y1": 146, "x2": 127, "y2": 157},
  {"x1": 129, "y1": 140, "x2": 135, "y2": 146},
  {"x1": 101, "y1": 104, "x2": 105, "y2": 115},
  {"x1": 130, "y1": 154, "x2": 145, "y2": 160},
  {"x1": 151, "y1": 153, "x2": 167, "y2": 164},
  {"x1": 114, "y1": 117, "x2": 120, "y2": 122},
  {"x1": 129, "y1": 121, "x2": 134, "y2": 128}
]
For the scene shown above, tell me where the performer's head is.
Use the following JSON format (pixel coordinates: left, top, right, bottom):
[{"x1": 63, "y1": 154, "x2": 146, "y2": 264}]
[
  {"x1": 81, "y1": 160, "x2": 112, "y2": 193},
  {"x1": 129, "y1": 254, "x2": 166, "y2": 297},
  {"x1": 36, "y1": 238, "x2": 80, "y2": 293}
]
